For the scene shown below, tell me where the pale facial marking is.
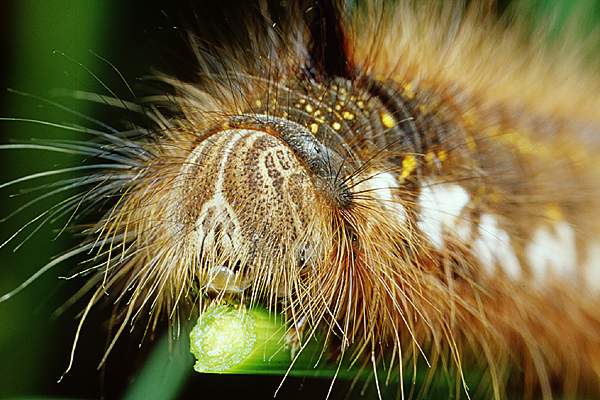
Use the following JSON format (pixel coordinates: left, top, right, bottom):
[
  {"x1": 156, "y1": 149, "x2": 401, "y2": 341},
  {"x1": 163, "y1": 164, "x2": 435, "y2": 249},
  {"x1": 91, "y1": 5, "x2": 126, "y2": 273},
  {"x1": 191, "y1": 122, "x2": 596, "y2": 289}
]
[
  {"x1": 584, "y1": 242, "x2": 600, "y2": 292},
  {"x1": 193, "y1": 131, "x2": 248, "y2": 249},
  {"x1": 525, "y1": 221, "x2": 577, "y2": 283},
  {"x1": 417, "y1": 181, "x2": 470, "y2": 249},
  {"x1": 472, "y1": 213, "x2": 521, "y2": 279},
  {"x1": 167, "y1": 129, "x2": 250, "y2": 244}
]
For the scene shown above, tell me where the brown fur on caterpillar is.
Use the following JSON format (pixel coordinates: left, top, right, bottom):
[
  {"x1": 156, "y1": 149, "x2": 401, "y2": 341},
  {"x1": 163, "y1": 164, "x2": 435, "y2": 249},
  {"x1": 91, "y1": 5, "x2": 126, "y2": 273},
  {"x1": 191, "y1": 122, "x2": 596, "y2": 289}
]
[{"x1": 3, "y1": 0, "x2": 600, "y2": 398}]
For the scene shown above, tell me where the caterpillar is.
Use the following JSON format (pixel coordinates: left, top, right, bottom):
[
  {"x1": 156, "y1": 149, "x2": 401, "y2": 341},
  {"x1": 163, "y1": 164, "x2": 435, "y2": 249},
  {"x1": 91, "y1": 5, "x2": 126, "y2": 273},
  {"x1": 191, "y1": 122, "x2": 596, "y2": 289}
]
[{"x1": 2, "y1": 0, "x2": 600, "y2": 398}]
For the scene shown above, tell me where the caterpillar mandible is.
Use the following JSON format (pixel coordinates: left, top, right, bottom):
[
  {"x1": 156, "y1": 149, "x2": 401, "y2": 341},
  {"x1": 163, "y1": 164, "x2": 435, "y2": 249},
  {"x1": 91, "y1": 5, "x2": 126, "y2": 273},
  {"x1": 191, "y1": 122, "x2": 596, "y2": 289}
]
[{"x1": 2, "y1": 0, "x2": 600, "y2": 398}]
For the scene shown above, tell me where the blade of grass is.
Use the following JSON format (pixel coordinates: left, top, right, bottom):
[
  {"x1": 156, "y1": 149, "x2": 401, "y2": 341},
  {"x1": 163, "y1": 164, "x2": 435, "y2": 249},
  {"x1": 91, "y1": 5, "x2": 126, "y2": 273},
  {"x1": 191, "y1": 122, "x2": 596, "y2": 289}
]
[{"x1": 123, "y1": 333, "x2": 193, "y2": 400}]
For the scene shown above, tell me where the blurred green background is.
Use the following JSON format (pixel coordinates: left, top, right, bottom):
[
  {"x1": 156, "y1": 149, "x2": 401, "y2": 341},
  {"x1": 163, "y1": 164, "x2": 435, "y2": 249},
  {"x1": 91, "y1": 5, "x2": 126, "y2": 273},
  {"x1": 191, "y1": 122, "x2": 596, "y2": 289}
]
[{"x1": 0, "y1": 1, "x2": 599, "y2": 399}]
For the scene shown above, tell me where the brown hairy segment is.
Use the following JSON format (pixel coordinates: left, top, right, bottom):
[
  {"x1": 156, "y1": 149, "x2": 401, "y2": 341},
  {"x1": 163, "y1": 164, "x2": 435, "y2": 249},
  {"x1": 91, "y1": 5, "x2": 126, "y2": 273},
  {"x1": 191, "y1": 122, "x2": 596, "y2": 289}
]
[{"x1": 5, "y1": 0, "x2": 600, "y2": 398}]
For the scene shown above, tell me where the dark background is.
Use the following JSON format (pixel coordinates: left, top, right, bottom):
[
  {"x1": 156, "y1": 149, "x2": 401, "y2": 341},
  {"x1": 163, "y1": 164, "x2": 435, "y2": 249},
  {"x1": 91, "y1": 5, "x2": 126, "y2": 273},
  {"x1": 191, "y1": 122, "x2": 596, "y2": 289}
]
[{"x1": 0, "y1": 1, "x2": 599, "y2": 399}]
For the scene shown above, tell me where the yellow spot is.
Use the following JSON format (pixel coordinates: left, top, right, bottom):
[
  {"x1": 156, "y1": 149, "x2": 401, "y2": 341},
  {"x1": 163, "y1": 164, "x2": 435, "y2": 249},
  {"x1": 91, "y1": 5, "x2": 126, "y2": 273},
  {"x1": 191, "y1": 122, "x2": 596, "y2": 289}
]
[
  {"x1": 403, "y1": 83, "x2": 415, "y2": 99},
  {"x1": 488, "y1": 191, "x2": 502, "y2": 203},
  {"x1": 418, "y1": 104, "x2": 427, "y2": 113},
  {"x1": 437, "y1": 150, "x2": 448, "y2": 162},
  {"x1": 314, "y1": 110, "x2": 321, "y2": 117},
  {"x1": 299, "y1": 98, "x2": 306, "y2": 104},
  {"x1": 254, "y1": 99, "x2": 262, "y2": 108},
  {"x1": 505, "y1": 130, "x2": 536, "y2": 154},
  {"x1": 222, "y1": 122, "x2": 230, "y2": 129},
  {"x1": 425, "y1": 152, "x2": 435, "y2": 165},
  {"x1": 357, "y1": 101, "x2": 365, "y2": 109},
  {"x1": 335, "y1": 104, "x2": 342, "y2": 111},
  {"x1": 401, "y1": 155, "x2": 417, "y2": 178},
  {"x1": 496, "y1": 128, "x2": 557, "y2": 158},
  {"x1": 380, "y1": 112, "x2": 396, "y2": 129},
  {"x1": 342, "y1": 111, "x2": 354, "y2": 121},
  {"x1": 305, "y1": 104, "x2": 314, "y2": 113},
  {"x1": 545, "y1": 204, "x2": 563, "y2": 221},
  {"x1": 466, "y1": 135, "x2": 477, "y2": 151},
  {"x1": 332, "y1": 122, "x2": 341, "y2": 131},
  {"x1": 471, "y1": 185, "x2": 486, "y2": 205},
  {"x1": 463, "y1": 111, "x2": 477, "y2": 128},
  {"x1": 486, "y1": 126, "x2": 501, "y2": 136},
  {"x1": 310, "y1": 123, "x2": 319, "y2": 134}
]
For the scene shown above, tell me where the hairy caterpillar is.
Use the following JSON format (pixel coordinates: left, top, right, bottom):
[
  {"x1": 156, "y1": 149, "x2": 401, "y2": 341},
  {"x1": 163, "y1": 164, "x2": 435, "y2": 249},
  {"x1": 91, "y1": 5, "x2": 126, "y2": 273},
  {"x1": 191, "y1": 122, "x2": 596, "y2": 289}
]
[{"x1": 2, "y1": 0, "x2": 600, "y2": 398}]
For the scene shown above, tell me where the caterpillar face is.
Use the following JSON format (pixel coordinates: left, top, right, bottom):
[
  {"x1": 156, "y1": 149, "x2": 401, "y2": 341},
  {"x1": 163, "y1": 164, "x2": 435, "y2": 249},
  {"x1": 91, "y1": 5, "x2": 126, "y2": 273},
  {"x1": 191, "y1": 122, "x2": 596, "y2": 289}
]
[
  {"x1": 167, "y1": 124, "x2": 328, "y2": 294},
  {"x1": 4, "y1": 1, "x2": 600, "y2": 398}
]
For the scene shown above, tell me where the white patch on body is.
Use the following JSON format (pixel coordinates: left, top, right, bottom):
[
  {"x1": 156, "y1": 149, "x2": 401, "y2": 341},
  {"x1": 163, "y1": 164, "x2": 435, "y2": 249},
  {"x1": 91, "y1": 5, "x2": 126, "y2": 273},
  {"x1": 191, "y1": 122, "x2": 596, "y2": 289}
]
[
  {"x1": 472, "y1": 213, "x2": 521, "y2": 279},
  {"x1": 417, "y1": 181, "x2": 470, "y2": 249},
  {"x1": 584, "y1": 242, "x2": 600, "y2": 292},
  {"x1": 358, "y1": 171, "x2": 407, "y2": 224},
  {"x1": 454, "y1": 218, "x2": 472, "y2": 243},
  {"x1": 525, "y1": 221, "x2": 577, "y2": 283}
]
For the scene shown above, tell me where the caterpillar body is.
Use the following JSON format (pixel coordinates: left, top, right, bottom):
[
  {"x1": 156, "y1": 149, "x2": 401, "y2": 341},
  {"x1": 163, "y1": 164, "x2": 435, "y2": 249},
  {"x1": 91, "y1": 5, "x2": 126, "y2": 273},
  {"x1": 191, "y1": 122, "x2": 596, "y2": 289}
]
[{"x1": 2, "y1": 1, "x2": 600, "y2": 398}]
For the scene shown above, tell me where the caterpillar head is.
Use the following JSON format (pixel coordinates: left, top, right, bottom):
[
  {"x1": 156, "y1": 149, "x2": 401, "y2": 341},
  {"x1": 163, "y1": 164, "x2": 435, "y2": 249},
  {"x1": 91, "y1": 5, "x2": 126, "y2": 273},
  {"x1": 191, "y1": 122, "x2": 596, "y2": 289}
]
[{"x1": 164, "y1": 119, "x2": 340, "y2": 299}]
